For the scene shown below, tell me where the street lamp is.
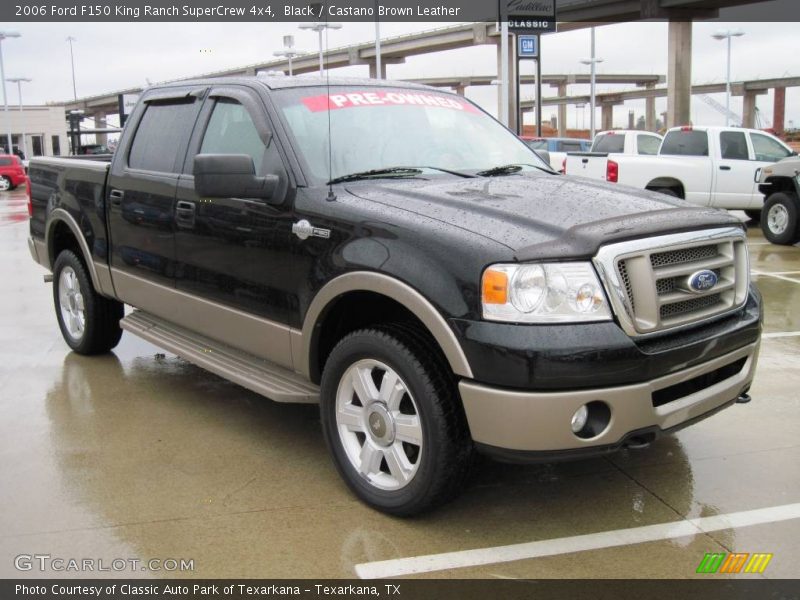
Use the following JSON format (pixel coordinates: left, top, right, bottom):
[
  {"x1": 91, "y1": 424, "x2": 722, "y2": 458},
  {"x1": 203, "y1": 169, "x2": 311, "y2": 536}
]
[
  {"x1": 273, "y1": 37, "x2": 307, "y2": 77},
  {"x1": 6, "y1": 77, "x2": 31, "y2": 158},
  {"x1": 712, "y1": 29, "x2": 745, "y2": 127},
  {"x1": 67, "y1": 36, "x2": 78, "y2": 100},
  {"x1": 299, "y1": 22, "x2": 342, "y2": 77},
  {"x1": 0, "y1": 31, "x2": 21, "y2": 155},
  {"x1": 580, "y1": 27, "x2": 603, "y2": 140}
]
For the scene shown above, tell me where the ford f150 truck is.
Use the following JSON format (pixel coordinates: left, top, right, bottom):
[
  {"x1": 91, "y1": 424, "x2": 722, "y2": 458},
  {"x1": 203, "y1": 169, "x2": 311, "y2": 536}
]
[
  {"x1": 565, "y1": 126, "x2": 795, "y2": 216},
  {"x1": 27, "y1": 77, "x2": 762, "y2": 515}
]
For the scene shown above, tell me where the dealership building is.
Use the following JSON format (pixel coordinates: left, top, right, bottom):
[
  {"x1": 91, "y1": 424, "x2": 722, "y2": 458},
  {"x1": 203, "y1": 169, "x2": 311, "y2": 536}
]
[{"x1": 0, "y1": 105, "x2": 69, "y2": 157}]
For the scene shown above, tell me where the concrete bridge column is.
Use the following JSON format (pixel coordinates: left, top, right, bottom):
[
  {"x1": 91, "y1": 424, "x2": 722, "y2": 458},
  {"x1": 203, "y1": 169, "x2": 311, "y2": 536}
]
[
  {"x1": 94, "y1": 112, "x2": 107, "y2": 146},
  {"x1": 773, "y1": 87, "x2": 786, "y2": 135},
  {"x1": 645, "y1": 83, "x2": 657, "y2": 131},
  {"x1": 496, "y1": 34, "x2": 518, "y2": 132},
  {"x1": 454, "y1": 84, "x2": 466, "y2": 97},
  {"x1": 557, "y1": 83, "x2": 567, "y2": 136},
  {"x1": 742, "y1": 91, "x2": 758, "y2": 129},
  {"x1": 667, "y1": 20, "x2": 692, "y2": 128},
  {"x1": 601, "y1": 103, "x2": 615, "y2": 130}
]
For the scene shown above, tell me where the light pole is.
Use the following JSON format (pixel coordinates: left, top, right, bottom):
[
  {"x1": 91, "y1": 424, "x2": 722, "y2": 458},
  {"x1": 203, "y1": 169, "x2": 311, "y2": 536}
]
[
  {"x1": 712, "y1": 29, "x2": 745, "y2": 127},
  {"x1": 7, "y1": 77, "x2": 30, "y2": 157},
  {"x1": 374, "y1": 0, "x2": 382, "y2": 79},
  {"x1": 298, "y1": 23, "x2": 342, "y2": 77},
  {"x1": 580, "y1": 27, "x2": 604, "y2": 140},
  {"x1": 273, "y1": 35, "x2": 307, "y2": 77},
  {"x1": 0, "y1": 31, "x2": 21, "y2": 155},
  {"x1": 66, "y1": 36, "x2": 78, "y2": 100}
]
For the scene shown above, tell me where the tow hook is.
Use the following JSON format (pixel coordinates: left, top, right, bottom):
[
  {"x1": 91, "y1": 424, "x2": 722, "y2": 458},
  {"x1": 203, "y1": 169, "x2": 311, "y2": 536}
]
[{"x1": 736, "y1": 393, "x2": 752, "y2": 404}]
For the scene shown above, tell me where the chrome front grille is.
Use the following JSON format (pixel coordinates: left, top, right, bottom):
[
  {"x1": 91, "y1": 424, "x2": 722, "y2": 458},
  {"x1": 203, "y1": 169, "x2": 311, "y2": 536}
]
[{"x1": 594, "y1": 227, "x2": 749, "y2": 337}]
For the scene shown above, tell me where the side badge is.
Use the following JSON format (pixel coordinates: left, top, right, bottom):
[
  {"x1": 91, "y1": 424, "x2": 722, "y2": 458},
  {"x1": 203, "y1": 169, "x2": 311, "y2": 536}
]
[{"x1": 292, "y1": 219, "x2": 331, "y2": 241}]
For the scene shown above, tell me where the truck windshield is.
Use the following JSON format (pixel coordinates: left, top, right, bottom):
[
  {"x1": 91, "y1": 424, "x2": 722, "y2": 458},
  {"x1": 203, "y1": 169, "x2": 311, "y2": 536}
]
[{"x1": 272, "y1": 86, "x2": 550, "y2": 185}]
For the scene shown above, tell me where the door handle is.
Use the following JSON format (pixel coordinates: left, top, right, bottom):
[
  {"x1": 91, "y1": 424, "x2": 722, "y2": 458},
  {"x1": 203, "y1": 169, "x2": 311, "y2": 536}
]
[
  {"x1": 176, "y1": 200, "x2": 196, "y2": 214},
  {"x1": 719, "y1": 165, "x2": 732, "y2": 171},
  {"x1": 109, "y1": 189, "x2": 124, "y2": 206}
]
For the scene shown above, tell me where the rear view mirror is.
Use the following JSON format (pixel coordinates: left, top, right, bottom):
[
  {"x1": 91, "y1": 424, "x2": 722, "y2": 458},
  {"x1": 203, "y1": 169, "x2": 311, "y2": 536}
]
[{"x1": 193, "y1": 154, "x2": 278, "y2": 200}]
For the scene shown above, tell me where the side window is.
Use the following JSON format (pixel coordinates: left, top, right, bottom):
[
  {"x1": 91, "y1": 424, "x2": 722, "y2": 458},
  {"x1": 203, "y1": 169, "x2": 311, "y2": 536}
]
[
  {"x1": 719, "y1": 131, "x2": 749, "y2": 160},
  {"x1": 199, "y1": 99, "x2": 266, "y2": 174},
  {"x1": 637, "y1": 135, "x2": 661, "y2": 155},
  {"x1": 559, "y1": 141, "x2": 584, "y2": 152},
  {"x1": 750, "y1": 133, "x2": 792, "y2": 162},
  {"x1": 128, "y1": 100, "x2": 198, "y2": 173},
  {"x1": 660, "y1": 131, "x2": 709, "y2": 156}
]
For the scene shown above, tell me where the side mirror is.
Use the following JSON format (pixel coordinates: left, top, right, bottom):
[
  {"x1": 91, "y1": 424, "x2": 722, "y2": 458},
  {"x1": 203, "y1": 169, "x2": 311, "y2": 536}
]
[{"x1": 193, "y1": 154, "x2": 278, "y2": 200}]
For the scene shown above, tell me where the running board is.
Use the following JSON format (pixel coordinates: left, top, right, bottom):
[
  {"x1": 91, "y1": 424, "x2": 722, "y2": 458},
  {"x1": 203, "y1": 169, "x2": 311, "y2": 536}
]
[{"x1": 120, "y1": 310, "x2": 319, "y2": 404}]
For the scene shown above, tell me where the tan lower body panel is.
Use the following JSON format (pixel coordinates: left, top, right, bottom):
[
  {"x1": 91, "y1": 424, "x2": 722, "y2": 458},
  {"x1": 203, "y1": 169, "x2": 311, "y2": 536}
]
[
  {"x1": 459, "y1": 342, "x2": 759, "y2": 452},
  {"x1": 112, "y1": 268, "x2": 296, "y2": 370}
]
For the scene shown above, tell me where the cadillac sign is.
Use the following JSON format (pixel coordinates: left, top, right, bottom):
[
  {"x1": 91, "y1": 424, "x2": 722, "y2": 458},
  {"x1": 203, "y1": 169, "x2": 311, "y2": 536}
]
[{"x1": 505, "y1": 0, "x2": 557, "y2": 33}]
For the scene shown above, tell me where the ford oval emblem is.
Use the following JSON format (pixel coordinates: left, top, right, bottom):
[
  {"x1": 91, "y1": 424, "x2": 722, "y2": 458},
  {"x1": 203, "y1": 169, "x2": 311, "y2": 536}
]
[{"x1": 688, "y1": 270, "x2": 718, "y2": 293}]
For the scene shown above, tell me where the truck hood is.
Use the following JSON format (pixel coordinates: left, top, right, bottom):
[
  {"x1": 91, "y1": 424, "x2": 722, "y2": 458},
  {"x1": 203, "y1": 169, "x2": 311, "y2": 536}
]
[{"x1": 345, "y1": 172, "x2": 743, "y2": 260}]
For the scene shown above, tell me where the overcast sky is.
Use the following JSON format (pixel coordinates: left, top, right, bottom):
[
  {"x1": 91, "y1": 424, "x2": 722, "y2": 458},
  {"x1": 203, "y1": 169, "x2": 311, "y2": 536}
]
[{"x1": 1, "y1": 11, "x2": 797, "y2": 131}]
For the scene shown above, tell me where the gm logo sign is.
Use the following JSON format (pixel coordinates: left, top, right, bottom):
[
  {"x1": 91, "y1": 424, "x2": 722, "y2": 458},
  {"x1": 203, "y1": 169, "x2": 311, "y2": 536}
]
[{"x1": 518, "y1": 35, "x2": 538, "y2": 58}]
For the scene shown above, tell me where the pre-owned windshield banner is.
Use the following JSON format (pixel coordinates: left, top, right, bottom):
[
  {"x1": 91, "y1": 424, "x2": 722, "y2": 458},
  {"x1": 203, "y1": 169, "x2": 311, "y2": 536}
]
[{"x1": 4, "y1": 0, "x2": 799, "y2": 22}]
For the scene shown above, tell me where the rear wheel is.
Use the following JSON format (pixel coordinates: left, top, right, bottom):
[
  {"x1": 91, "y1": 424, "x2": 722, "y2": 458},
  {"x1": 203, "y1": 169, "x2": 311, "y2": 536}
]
[
  {"x1": 320, "y1": 325, "x2": 473, "y2": 516},
  {"x1": 53, "y1": 250, "x2": 124, "y2": 354},
  {"x1": 652, "y1": 187, "x2": 679, "y2": 198},
  {"x1": 761, "y1": 192, "x2": 800, "y2": 245},
  {"x1": 0, "y1": 176, "x2": 10, "y2": 192}
]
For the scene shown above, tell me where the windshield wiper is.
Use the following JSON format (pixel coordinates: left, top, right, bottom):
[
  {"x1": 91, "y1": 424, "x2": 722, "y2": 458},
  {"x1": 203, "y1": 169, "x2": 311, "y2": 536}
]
[
  {"x1": 327, "y1": 167, "x2": 423, "y2": 185},
  {"x1": 476, "y1": 163, "x2": 554, "y2": 177},
  {"x1": 417, "y1": 166, "x2": 475, "y2": 178}
]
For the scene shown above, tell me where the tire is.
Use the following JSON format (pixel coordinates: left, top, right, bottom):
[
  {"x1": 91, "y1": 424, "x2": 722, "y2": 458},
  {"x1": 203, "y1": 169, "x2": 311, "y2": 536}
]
[
  {"x1": 0, "y1": 176, "x2": 10, "y2": 192},
  {"x1": 745, "y1": 209, "x2": 761, "y2": 223},
  {"x1": 320, "y1": 325, "x2": 473, "y2": 516},
  {"x1": 761, "y1": 192, "x2": 800, "y2": 245},
  {"x1": 53, "y1": 250, "x2": 124, "y2": 354}
]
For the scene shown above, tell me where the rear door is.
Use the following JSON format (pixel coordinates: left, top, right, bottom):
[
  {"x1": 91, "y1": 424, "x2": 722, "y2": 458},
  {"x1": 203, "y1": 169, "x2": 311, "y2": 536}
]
[
  {"x1": 658, "y1": 129, "x2": 713, "y2": 204},
  {"x1": 712, "y1": 130, "x2": 755, "y2": 208},
  {"x1": 107, "y1": 88, "x2": 204, "y2": 288}
]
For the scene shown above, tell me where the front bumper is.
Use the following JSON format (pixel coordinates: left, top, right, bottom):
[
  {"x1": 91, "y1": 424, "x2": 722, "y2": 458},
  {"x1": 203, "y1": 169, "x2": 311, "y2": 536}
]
[{"x1": 460, "y1": 341, "x2": 759, "y2": 458}]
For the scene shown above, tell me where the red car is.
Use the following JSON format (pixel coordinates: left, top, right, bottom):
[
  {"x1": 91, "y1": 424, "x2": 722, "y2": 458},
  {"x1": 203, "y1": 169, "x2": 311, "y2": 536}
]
[{"x1": 0, "y1": 154, "x2": 27, "y2": 191}]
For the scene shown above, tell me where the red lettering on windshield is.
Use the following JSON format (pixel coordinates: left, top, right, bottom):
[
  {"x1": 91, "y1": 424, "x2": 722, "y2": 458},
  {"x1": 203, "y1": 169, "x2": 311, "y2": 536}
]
[{"x1": 301, "y1": 91, "x2": 479, "y2": 113}]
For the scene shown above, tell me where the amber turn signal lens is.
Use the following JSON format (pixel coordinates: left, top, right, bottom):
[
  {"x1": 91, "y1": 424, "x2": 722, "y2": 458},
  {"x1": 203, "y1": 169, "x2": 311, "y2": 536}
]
[{"x1": 482, "y1": 269, "x2": 508, "y2": 305}]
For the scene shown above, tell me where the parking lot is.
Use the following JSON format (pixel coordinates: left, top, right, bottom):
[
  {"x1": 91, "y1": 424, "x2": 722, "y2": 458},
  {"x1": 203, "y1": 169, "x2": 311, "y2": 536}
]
[{"x1": 1, "y1": 185, "x2": 798, "y2": 580}]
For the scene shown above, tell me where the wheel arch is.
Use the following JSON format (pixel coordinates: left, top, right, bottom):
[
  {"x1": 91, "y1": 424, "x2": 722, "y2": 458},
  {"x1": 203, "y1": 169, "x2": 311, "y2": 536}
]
[
  {"x1": 645, "y1": 177, "x2": 685, "y2": 198},
  {"x1": 46, "y1": 208, "x2": 115, "y2": 297},
  {"x1": 298, "y1": 272, "x2": 473, "y2": 384}
]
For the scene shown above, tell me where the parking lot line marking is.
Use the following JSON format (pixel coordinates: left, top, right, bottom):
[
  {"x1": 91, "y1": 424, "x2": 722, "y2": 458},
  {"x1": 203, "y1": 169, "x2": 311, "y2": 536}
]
[
  {"x1": 751, "y1": 271, "x2": 800, "y2": 284},
  {"x1": 354, "y1": 502, "x2": 800, "y2": 579},
  {"x1": 762, "y1": 331, "x2": 800, "y2": 339}
]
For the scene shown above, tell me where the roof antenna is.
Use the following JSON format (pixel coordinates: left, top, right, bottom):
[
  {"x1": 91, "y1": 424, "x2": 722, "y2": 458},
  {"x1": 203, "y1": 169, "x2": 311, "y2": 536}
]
[{"x1": 324, "y1": 13, "x2": 336, "y2": 202}]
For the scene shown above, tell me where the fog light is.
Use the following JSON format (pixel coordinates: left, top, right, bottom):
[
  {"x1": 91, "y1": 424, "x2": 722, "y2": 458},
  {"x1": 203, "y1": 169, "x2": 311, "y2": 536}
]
[{"x1": 571, "y1": 404, "x2": 589, "y2": 433}]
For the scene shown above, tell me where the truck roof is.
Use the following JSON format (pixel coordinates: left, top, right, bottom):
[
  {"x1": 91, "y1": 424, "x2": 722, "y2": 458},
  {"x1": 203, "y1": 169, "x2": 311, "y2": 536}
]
[{"x1": 147, "y1": 75, "x2": 441, "y2": 93}]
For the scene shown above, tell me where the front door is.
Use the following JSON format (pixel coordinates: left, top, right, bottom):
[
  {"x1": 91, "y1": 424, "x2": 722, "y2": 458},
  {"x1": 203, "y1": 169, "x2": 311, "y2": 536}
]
[{"x1": 174, "y1": 87, "x2": 298, "y2": 365}]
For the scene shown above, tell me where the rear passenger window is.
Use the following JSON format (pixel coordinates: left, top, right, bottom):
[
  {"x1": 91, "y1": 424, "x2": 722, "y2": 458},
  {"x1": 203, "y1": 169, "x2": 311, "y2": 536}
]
[
  {"x1": 199, "y1": 99, "x2": 265, "y2": 174},
  {"x1": 0, "y1": 158, "x2": 10, "y2": 166},
  {"x1": 720, "y1": 131, "x2": 749, "y2": 160},
  {"x1": 637, "y1": 135, "x2": 661, "y2": 155},
  {"x1": 660, "y1": 130, "x2": 709, "y2": 156},
  {"x1": 128, "y1": 100, "x2": 198, "y2": 173},
  {"x1": 592, "y1": 134, "x2": 625, "y2": 153}
]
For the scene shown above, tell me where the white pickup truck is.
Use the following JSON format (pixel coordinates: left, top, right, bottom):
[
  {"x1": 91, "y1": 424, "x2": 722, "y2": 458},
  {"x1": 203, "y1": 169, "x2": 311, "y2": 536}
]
[
  {"x1": 565, "y1": 126, "x2": 796, "y2": 214},
  {"x1": 563, "y1": 129, "x2": 663, "y2": 174}
]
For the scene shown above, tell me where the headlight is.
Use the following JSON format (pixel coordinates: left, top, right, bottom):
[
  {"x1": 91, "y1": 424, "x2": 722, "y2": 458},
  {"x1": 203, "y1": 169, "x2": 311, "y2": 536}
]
[{"x1": 482, "y1": 262, "x2": 612, "y2": 323}]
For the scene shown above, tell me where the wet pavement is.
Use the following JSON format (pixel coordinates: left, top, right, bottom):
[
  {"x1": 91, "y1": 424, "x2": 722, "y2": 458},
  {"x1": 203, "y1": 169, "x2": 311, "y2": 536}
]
[{"x1": 1, "y1": 186, "x2": 799, "y2": 579}]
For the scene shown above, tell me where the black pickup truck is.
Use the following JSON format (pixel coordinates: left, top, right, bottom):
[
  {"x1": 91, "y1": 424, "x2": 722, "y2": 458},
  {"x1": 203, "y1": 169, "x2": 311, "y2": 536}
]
[{"x1": 27, "y1": 76, "x2": 762, "y2": 515}]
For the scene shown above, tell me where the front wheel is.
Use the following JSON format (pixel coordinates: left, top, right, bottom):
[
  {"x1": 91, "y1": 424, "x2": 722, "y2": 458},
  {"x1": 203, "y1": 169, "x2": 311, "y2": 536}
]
[
  {"x1": 53, "y1": 250, "x2": 124, "y2": 354},
  {"x1": 761, "y1": 192, "x2": 800, "y2": 245},
  {"x1": 0, "y1": 176, "x2": 10, "y2": 192},
  {"x1": 320, "y1": 326, "x2": 473, "y2": 516}
]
